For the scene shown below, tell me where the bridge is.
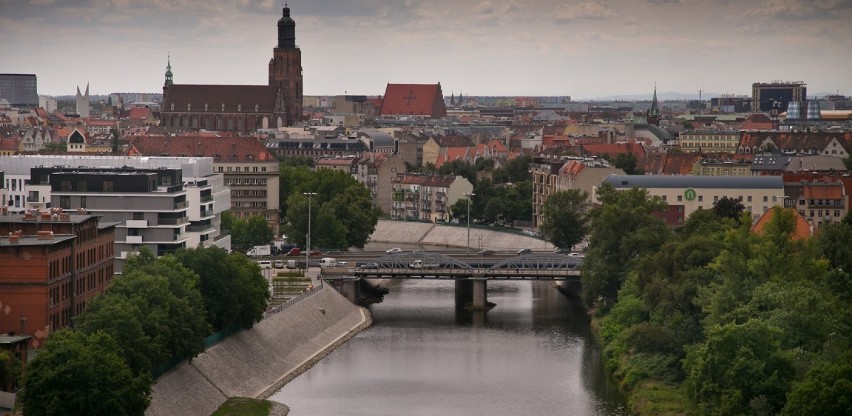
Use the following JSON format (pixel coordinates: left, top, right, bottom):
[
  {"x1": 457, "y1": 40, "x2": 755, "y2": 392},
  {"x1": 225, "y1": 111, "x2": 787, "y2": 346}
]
[{"x1": 320, "y1": 252, "x2": 583, "y2": 310}]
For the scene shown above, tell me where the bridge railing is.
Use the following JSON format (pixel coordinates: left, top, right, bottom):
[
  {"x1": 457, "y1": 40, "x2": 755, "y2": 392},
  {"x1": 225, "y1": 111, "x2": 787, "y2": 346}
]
[{"x1": 262, "y1": 279, "x2": 325, "y2": 319}]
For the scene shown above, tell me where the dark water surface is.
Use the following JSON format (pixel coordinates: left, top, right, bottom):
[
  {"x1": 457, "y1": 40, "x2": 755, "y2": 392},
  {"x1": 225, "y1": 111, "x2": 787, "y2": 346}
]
[{"x1": 270, "y1": 279, "x2": 629, "y2": 415}]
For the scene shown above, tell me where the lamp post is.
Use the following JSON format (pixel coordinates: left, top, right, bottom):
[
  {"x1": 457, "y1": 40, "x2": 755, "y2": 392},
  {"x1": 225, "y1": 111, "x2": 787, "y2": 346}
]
[
  {"x1": 303, "y1": 192, "x2": 316, "y2": 271},
  {"x1": 464, "y1": 192, "x2": 475, "y2": 252}
]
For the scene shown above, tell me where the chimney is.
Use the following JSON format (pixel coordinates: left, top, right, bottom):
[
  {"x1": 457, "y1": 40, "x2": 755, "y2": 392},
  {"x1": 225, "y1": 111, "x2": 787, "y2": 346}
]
[
  {"x1": 37, "y1": 230, "x2": 53, "y2": 240},
  {"x1": 8, "y1": 232, "x2": 18, "y2": 244}
]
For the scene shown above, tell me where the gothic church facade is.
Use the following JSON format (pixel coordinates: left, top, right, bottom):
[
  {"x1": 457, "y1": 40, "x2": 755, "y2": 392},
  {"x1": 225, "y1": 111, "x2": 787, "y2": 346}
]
[{"x1": 160, "y1": 5, "x2": 303, "y2": 131}]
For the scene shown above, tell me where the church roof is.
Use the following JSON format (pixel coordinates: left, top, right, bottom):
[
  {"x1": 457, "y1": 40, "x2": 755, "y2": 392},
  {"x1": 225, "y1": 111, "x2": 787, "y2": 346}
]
[
  {"x1": 380, "y1": 83, "x2": 447, "y2": 118},
  {"x1": 162, "y1": 84, "x2": 279, "y2": 114},
  {"x1": 129, "y1": 135, "x2": 277, "y2": 162}
]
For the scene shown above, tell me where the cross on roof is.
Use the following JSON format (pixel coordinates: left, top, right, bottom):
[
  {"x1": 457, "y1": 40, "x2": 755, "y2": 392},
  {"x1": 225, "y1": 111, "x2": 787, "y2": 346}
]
[{"x1": 404, "y1": 90, "x2": 417, "y2": 105}]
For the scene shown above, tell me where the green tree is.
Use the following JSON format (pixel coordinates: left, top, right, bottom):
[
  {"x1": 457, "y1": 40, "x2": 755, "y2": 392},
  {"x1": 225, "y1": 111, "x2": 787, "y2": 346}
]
[
  {"x1": 816, "y1": 221, "x2": 852, "y2": 303},
  {"x1": 781, "y1": 351, "x2": 852, "y2": 416},
  {"x1": 325, "y1": 185, "x2": 381, "y2": 249},
  {"x1": 712, "y1": 196, "x2": 745, "y2": 220},
  {"x1": 229, "y1": 215, "x2": 274, "y2": 252},
  {"x1": 844, "y1": 155, "x2": 852, "y2": 171},
  {"x1": 42, "y1": 141, "x2": 67, "y2": 153},
  {"x1": 685, "y1": 319, "x2": 795, "y2": 416},
  {"x1": 539, "y1": 189, "x2": 590, "y2": 250},
  {"x1": 581, "y1": 183, "x2": 670, "y2": 311},
  {"x1": 19, "y1": 330, "x2": 151, "y2": 416},
  {"x1": 279, "y1": 155, "x2": 315, "y2": 168},
  {"x1": 438, "y1": 159, "x2": 477, "y2": 185},
  {"x1": 613, "y1": 152, "x2": 643, "y2": 175},
  {"x1": 174, "y1": 246, "x2": 269, "y2": 331},
  {"x1": 110, "y1": 128, "x2": 121, "y2": 153},
  {"x1": 492, "y1": 155, "x2": 531, "y2": 184},
  {"x1": 0, "y1": 349, "x2": 21, "y2": 391}
]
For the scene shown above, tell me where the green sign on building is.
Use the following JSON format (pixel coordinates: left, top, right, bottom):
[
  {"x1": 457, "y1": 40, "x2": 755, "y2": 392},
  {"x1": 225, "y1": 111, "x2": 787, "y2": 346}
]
[{"x1": 684, "y1": 188, "x2": 697, "y2": 201}]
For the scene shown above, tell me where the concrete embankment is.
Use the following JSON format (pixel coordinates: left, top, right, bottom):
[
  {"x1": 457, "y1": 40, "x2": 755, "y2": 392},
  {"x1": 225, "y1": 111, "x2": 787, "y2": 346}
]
[
  {"x1": 145, "y1": 286, "x2": 371, "y2": 416},
  {"x1": 370, "y1": 219, "x2": 554, "y2": 251}
]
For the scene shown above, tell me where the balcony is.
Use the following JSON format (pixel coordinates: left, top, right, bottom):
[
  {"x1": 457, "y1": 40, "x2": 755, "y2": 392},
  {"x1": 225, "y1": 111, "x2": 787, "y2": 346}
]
[
  {"x1": 186, "y1": 224, "x2": 213, "y2": 233},
  {"x1": 173, "y1": 201, "x2": 189, "y2": 209},
  {"x1": 125, "y1": 219, "x2": 148, "y2": 228},
  {"x1": 157, "y1": 217, "x2": 189, "y2": 225},
  {"x1": 126, "y1": 235, "x2": 143, "y2": 244},
  {"x1": 200, "y1": 195, "x2": 214, "y2": 203}
]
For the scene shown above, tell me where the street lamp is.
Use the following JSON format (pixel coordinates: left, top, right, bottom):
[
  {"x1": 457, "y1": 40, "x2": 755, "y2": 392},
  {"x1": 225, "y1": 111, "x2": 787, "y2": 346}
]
[
  {"x1": 464, "y1": 192, "x2": 475, "y2": 252},
  {"x1": 303, "y1": 192, "x2": 316, "y2": 271}
]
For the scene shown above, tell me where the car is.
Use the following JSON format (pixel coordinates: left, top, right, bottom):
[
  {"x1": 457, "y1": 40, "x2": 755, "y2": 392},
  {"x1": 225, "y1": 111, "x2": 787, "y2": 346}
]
[
  {"x1": 568, "y1": 252, "x2": 585, "y2": 257},
  {"x1": 477, "y1": 249, "x2": 495, "y2": 256},
  {"x1": 360, "y1": 262, "x2": 379, "y2": 269},
  {"x1": 386, "y1": 247, "x2": 402, "y2": 254},
  {"x1": 412, "y1": 249, "x2": 424, "y2": 254},
  {"x1": 516, "y1": 248, "x2": 532, "y2": 255},
  {"x1": 274, "y1": 260, "x2": 284, "y2": 268},
  {"x1": 309, "y1": 249, "x2": 322, "y2": 257}
]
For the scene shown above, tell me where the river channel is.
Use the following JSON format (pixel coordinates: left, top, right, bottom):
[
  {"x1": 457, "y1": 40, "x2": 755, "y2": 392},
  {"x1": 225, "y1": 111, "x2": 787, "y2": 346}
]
[{"x1": 270, "y1": 279, "x2": 629, "y2": 415}]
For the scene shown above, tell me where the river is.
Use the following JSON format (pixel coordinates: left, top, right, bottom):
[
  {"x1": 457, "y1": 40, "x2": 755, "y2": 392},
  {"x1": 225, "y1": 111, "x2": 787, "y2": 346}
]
[{"x1": 270, "y1": 279, "x2": 629, "y2": 415}]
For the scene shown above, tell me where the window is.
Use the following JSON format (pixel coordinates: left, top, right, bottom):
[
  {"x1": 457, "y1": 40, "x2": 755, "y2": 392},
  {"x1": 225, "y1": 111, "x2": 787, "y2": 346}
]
[
  {"x1": 748, "y1": 195, "x2": 752, "y2": 202},
  {"x1": 103, "y1": 181, "x2": 113, "y2": 192},
  {"x1": 80, "y1": 196, "x2": 86, "y2": 208},
  {"x1": 763, "y1": 196, "x2": 768, "y2": 202},
  {"x1": 60, "y1": 196, "x2": 70, "y2": 209},
  {"x1": 698, "y1": 196, "x2": 703, "y2": 202},
  {"x1": 133, "y1": 212, "x2": 144, "y2": 220}
]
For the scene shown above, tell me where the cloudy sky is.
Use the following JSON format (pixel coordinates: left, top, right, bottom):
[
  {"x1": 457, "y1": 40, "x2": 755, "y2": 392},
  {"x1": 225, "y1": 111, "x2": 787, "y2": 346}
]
[{"x1": 2, "y1": 0, "x2": 851, "y2": 99}]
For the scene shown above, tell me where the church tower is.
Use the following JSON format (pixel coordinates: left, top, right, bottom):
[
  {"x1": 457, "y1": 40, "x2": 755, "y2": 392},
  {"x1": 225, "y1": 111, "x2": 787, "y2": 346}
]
[
  {"x1": 647, "y1": 85, "x2": 661, "y2": 126},
  {"x1": 269, "y1": 4, "x2": 303, "y2": 126}
]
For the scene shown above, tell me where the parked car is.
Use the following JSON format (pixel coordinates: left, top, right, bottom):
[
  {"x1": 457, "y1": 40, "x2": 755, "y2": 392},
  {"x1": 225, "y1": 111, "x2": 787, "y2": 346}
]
[
  {"x1": 274, "y1": 260, "x2": 284, "y2": 268},
  {"x1": 568, "y1": 252, "x2": 585, "y2": 257},
  {"x1": 256, "y1": 260, "x2": 272, "y2": 269},
  {"x1": 386, "y1": 247, "x2": 402, "y2": 254},
  {"x1": 516, "y1": 248, "x2": 532, "y2": 255}
]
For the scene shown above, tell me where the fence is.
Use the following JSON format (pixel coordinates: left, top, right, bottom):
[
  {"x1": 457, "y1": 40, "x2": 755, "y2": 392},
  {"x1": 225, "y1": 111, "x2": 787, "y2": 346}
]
[{"x1": 262, "y1": 279, "x2": 324, "y2": 319}]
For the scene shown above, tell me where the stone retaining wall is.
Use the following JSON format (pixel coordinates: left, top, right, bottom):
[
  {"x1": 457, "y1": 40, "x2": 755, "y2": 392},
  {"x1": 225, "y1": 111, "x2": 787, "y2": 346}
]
[{"x1": 146, "y1": 286, "x2": 370, "y2": 416}]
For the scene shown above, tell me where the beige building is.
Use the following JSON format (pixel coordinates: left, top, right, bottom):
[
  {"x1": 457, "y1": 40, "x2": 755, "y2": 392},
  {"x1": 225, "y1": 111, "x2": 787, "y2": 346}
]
[
  {"x1": 692, "y1": 159, "x2": 752, "y2": 176},
  {"x1": 129, "y1": 136, "x2": 281, "y2": 233},
  {"x1": 531, "y1": 157, "x2": 624, "y2": 228},
  {"x1": 422, "y1": 135, "x2": 473, "y2": 166},
  {"x1": 391, "y1": 174, "x2": 473, "y2": 223},
  {"x1": 355, "y1": 153, "x2": 406, "y2": 214},
  {"x1": 596, "y1": 175, "x2": 785, "y2": 222},
  {"x1": 679, "y1": 130, "x2": 740, "y2": 153}
]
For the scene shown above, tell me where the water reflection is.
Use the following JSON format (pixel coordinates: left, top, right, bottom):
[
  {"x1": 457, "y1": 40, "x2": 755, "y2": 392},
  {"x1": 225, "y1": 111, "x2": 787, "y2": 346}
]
[{"x1": 270, "y1": 280, "x2": 628, "y2": 416}]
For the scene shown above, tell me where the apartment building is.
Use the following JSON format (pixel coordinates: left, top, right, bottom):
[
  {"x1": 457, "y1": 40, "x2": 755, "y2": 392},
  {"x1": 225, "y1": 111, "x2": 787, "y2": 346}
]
[
  {"x1": 128, "y1": 136, "x2": 278, "y2": 232},
  {"x1": 0, "y1": 155, "x2": 231, "y2": 271},
  {"x1": 356, "y1": 153, "x2": 406, "y2": 215},
  {"x1": 0, "y1": 211, "x2": 116, "y2": 348},
  {"x1": 531, "y1": 156, "x2": 623, "y2": 228},
  {"x1": 391, "y1": 174, "x2": 473, "y2": 223},
  {"x1": 679, "y1": 130, "x2": 739, "y2": 153}
]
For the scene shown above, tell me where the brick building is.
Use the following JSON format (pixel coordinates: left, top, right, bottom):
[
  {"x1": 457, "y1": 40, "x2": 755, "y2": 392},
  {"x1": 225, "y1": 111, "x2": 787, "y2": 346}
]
[{"x1": 0, "y1": 210, "x2": 116, "y2": 348}]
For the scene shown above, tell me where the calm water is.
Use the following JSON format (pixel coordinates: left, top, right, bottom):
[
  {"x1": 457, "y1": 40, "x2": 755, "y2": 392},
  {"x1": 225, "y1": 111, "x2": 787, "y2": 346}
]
[{"x1": 270, "y1": 279, "x2": 629, "y2": 416}]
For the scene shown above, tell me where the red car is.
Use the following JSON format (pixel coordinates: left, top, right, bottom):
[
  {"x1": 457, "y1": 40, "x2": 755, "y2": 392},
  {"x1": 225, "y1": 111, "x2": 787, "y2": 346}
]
[{"x1": 309, "y1": 249, "x2": 322, "y2": 257}]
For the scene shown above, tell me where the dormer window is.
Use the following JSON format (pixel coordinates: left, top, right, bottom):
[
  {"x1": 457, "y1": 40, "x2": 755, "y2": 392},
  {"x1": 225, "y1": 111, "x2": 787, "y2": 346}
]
[
  {"x1": 187, "y1": 103, "x2": 191, "y2": 111},
  {"x1": 237, "y1": 104, "x2": 242, "y2": 112},
  {"x1": 255, "y1": 104, "x2": 259, "y2": 112},
  {"x1": 212, "y1": 154, "x2": 221, "y2": 160},
  {"x1": 246, "y1": 155, "x2": 254, "y2": 160},
  {"x1": 170, "y1": 103, "x2": 174, "y2": 111},
  {"x1": 230, "y1": 154, "x2": 237, "y2": 160}
]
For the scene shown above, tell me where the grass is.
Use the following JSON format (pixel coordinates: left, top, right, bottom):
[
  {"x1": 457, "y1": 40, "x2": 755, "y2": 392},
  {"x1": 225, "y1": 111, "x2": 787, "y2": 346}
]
[
  {"x1": 210, "y1": 397, "x2": 272, "y2": 416},
  {"x1": 628, "y1": 380, "x2": 695, "y2": 416}
]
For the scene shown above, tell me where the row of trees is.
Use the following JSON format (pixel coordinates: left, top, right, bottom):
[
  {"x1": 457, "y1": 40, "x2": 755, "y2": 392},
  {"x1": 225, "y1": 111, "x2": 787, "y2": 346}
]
[
  {"x1": 18, "y1": 247, "x2": 269, "y2": 415},
  {"x1": 446, "y1": 155, "x2": 535, "y2": 227},
  {"x1": 583, "y1": 184, "x2": 851, "y2": 415}
]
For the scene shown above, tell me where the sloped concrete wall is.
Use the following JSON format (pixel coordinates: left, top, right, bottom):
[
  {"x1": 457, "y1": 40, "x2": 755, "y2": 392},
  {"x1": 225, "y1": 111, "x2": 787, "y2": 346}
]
[
  {"x1": 146, "y1": 286, "x2": 369, "y2": 416},
  {"x1": 370, "y1": 220, "x2": 554, "y2": 251}
]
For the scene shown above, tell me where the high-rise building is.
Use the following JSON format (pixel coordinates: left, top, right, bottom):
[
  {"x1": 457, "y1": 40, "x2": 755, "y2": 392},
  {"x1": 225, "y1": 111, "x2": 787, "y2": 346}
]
[
  {"x1": 752, "y1": 81, "x2": 807, "y2": 113},
  {"x1": 0, "y1": 74, "x2": 38, "y2": 108}
]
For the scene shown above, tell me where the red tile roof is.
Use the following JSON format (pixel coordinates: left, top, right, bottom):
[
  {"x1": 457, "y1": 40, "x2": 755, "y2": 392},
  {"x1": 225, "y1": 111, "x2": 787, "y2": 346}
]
[
  {"x1": 380, "y1": 84, "x2": 447, "y2": 118},
  {"x1": 582, "y1": 142, "x2": 645, "y2": 157},
  {"x1": 751, "y1": 207, "x2": 811, "y2": 240},
  {"x1": 128, "y1": 135, "x2": 276, "y2": 161},
  {"x1": 128, "y1": 107, "x2": 153, "y2": 120},
  {"x1": 803, "y1": 184, "x2": 844, "y2": 200},
  {"x1": 661, "y1": 153, "x2": 702, "y2": 175}
]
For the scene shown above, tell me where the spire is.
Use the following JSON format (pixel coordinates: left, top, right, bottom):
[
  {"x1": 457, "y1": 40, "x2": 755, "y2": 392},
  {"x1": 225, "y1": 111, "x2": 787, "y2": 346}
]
[
  {"x1": 650, "y1": 83, "x2": 660, "y2": 116},
  {"x1": 277, "y1": 3, "x2": 296, "y2": 49},
  {"x1": 164, "y1": 54, "x2": 173, "y2": 86}
]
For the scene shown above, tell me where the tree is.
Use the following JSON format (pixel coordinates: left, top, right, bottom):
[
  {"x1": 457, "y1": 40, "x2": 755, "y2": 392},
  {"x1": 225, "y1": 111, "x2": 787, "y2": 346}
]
[
  {"x1": 19, "y1": 330, "x2": 151, "y2": 416},
  {"x1": 325, "y1": 185, "x2": 381, "y2": 249},
  {"x1": 229, "y1": 215, "x2": 274, "y2": 252},
  {"x1": 581, "y1": 183, "x2": 670, "y2": 311},
  {"x1": 438, "y1": 159, "x2": 476, "y2": 186},
  {"x1": 539, "y1": 189, "x2": 589, "y2": 250},
  {"x1": 844, "y1": 155, "x2": 852, "y2": 171},
  {"x1": 612, "y1": 152, "x2": 643, "y2": 175},
  {"x1": 0, "y1": 349, "x2": 21, "y2": 391},
  {"x1": 685, "y1": 319, "x2": 795, "y2": 416},
  {"x1": 492, "y1": 155, "x2": 531, "y2": 184},
  {"x1": 110, "y1": 128, "x2": 121, "y2": 153},
  {"x1": 712, "y1": 196, "x2": 745, "y2": 220},
  {"x1": 174, "y1": 246, "x2": 269, "y2": 331},
  {"x1": 781, "y1": 351, "x2": 852, "y2": 416}
]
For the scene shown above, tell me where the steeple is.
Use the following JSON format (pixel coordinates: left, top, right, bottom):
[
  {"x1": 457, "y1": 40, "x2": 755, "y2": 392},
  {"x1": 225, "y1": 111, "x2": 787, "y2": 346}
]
[
  {"x1": 650, "y1": 84, "x2": 660, "y2": 116},
  {"x1": 277, "y1": 3, "x2": 296, "y2": 49},
  {"x1": 164, "y1": 55, "x2": 173, "y2": 86}
]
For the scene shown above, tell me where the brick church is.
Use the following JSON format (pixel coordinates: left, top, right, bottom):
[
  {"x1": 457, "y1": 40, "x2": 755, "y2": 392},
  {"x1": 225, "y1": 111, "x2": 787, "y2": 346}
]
[{"x1": 160, "y1": 5, "x2": 303, "y2": 131}]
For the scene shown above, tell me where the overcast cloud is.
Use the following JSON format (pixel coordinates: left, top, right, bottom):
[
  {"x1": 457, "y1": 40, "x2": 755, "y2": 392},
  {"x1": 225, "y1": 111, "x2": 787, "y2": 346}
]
[{"x1": 1, "y1": 0, "x2": 850, "y2": 99}]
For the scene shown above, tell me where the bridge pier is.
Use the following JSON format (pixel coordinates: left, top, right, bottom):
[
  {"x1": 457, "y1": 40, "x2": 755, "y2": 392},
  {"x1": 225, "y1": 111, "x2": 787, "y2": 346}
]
[
  {"x1": 338, "y1": 279, "x2": 361, "y2": 304},
  {"x1": 471, "y1": 278, "x2": 487, "y2": 310},
  {"x1": 455, "y1": 280, "x2": 473, "y2": 308}
]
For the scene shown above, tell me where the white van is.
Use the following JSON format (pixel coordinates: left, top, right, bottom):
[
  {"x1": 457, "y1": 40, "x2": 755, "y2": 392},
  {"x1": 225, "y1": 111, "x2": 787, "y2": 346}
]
[
  {"x1": 257, "y1": 260, "x2": 272, "y2": 269},
  {"x1": 318, "y1": 257, "x2": 337, "y2": 268}
]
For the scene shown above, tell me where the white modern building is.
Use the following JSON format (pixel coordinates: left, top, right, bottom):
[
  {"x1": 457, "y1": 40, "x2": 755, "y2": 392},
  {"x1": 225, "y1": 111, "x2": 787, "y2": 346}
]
[{"x1": 0, "y1": 155, "x2": 231, "y2": 272}]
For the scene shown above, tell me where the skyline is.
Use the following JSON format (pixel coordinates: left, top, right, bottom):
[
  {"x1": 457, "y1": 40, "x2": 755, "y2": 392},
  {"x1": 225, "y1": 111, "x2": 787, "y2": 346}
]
[{"x1": 1, "y1": 0, "x2": 851, "y2": 100}]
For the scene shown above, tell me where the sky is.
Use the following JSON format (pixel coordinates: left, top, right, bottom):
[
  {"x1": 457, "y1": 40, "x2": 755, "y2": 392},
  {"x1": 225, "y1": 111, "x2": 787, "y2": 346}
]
[{"x1": 2, "y1": 0, "x2": 851, "y2": 100}]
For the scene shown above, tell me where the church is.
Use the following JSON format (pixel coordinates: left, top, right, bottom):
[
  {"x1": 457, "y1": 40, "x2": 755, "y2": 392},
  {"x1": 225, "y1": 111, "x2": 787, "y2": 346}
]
[{"x1": 160, "y1": 5, "x2": 303, "y2": 131}]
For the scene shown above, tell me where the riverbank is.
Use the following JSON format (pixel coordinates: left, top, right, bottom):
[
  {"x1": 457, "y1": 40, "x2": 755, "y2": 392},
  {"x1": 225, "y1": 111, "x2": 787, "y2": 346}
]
[
  {"x1": 145, "y1": 286, "x2": 371, "y2": 416},
  {"x1": 369, "y1": 219, "x2": 554, "y2": 251}
]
